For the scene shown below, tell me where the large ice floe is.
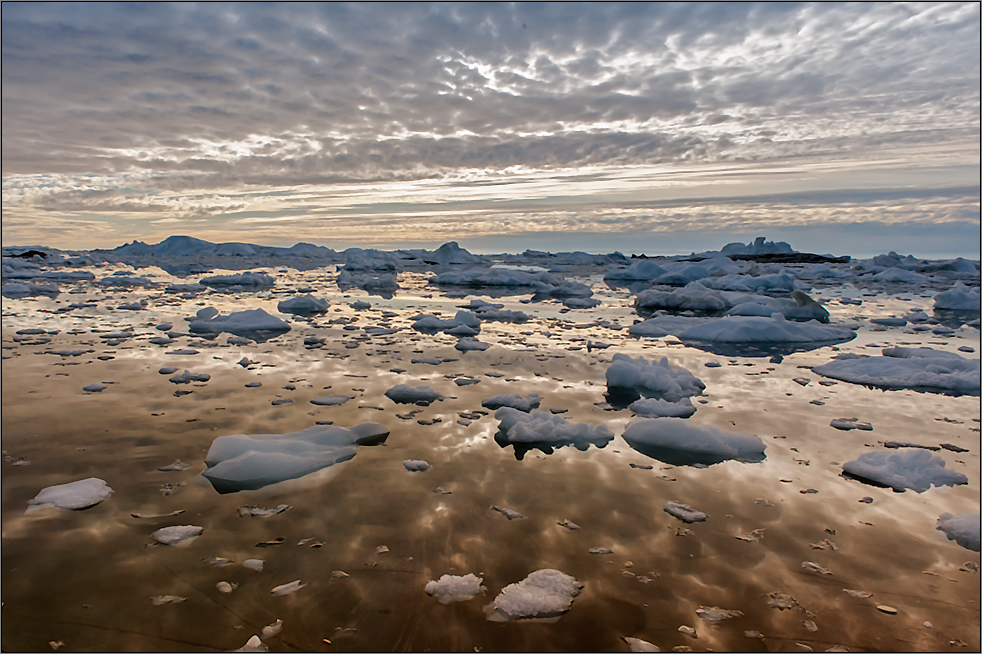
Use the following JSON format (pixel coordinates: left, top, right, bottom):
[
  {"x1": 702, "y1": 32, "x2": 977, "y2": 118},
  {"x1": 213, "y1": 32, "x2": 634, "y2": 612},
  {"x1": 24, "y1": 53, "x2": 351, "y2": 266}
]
[
  {"x1": 677, "y1": 314, "x2": 856, "y2": 356},
  {"x1": 199, "y1": 272, "x2": 275, "y2": 288},
  {"x1": 605, "y1": 353, "x2": 705, "y2": 408},
  {"x1": 425, "y1": 573, "x2": 485, "y2": 603},
  {"x1": 936, "y1": 512, "x2": 981, "y2": 551},
  {"x1": 188, "y1": 308, "x2": 291, "y2": 340},
  {"x1": 841, "y1": 449, "x2": 968, "y2": 493},
  {"x1": 812, "y1": 347, "x2": 980, "y2": 395},
  {"x1": 494, "y1": 407, "x2": 613, "y2": 459},
  {"x1": 27, "y1": 478, "x2": 113, "y2": 511},
  {"x1": 201, "y1": 423, "x2": 389, "y2": 493},
  {"x1": 484, "y1": 569, "x2": 583, "y2": 622},
  {"x1": 621, "y1": 419, "x2": 766, "y2": 466},
  {"x1": 276, "y1": 294, "x2": 330, "y2": 315},
  {"x1": 934, "y1": 281, "x2": 981, "y2": 311}
]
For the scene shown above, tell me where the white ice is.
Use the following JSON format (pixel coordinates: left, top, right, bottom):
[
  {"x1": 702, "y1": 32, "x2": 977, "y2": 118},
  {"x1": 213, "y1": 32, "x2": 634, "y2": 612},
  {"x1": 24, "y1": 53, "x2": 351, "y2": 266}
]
[
  {"x1": 934, "y1": 281, "x2": 981, "y2": 311},
  {"x1": 606, "y1": 354, "x2": 705, "y2": 403},
  {"x1": 27, "y1": 478, "x2": 112, "y2": 511},
  {"x1": 842, "y1": 449, "x2": 969, "y2": 493},
  {"x1": 813, "y1": 348, "x2": 979, "y2": 393},
  {"x1": 425, "y1": 573, "x2": 485, "y2": 604},
  {"x1": 482, "y1": 393, "x2": 541, "y2": 412},
  {"x1": 936, "y1": 512, "x2": 981, "y2": 551},
  {"x1": 678, "y1": 314, "x2": 855, "y2": 345},
  {"x1": 189, "y1": 308, "x2": 291, "y2": 335},
  {"x1": 629, "y1": 397, "x2": 697, "y2": 418},
  {"x1": 621, "y1": 419, "x2": 766, "y2": 466},
  {"x1": 494, "y1": 407, "x2": 613, "y2": 449},
  {"x1": 201, "y1": 423, "x2": 389, "y2": 492},
  {"x1": 486, "y1": 569, "x2": 583, "y2": 622},
  {"x1": 151, "y1": 525, "x2": 203, "y2": 545},
  {"x1": 403, "y1": 460, "x2": 431, "y2": 472}
]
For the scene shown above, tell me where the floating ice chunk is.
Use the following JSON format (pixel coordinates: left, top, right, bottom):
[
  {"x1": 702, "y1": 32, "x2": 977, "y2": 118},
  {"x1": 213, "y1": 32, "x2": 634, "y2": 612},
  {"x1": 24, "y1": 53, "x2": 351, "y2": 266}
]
[
  {"x1": 423, "y1": 241, "x2": 483, "y2": 265},
  {"x1": 485, "y1": 569, "x2": 583, "y2": 622},
  {"x1": 934, "y1": 281, "x2": 981, "y2": 311},
  {"x1": 664, "y1": 501, "x2": 707, "y2": 523},
  {"x1": 843, "y1": 589, "x2": 872, "y2": 598},
  {"x1": 622, "y1": 419, "x2": 766, "y2": 466},
  {"x1": 384, "y1": 384, "x2": 444, "y2": 405},
  {"x1": 270, "y1": 580, "x2": 305, "y2": 596},
  {"x1": 622, "y1": 636, "x2": 661, "y2": 652},
  {"x1": 238, "y1": 504, "x2": 291, "y2": 517},
  {"x1": 350, "y1": 301, "x2": 371, "y2": 310},
  {"x1": 830, "y1": 418, "x2": 872, "y2": 431},
  {"x1": 199, "y1": 272, "x2": 275, "y2": 288},
  {"x1": 696, "y1": 606, "x2": 744, "y2": 623},
  {"x1": 557, "y1": 519, "x2": 580, "y2": 530},
  {"x1": 605, "y1": 260, "x2": 667, "y2": 282},
  {"x1": 870, "y1": 267, "x2": 929, "y2": 283},
  {"x1": 606, "y1": 354, "x2": 705, "y2": 404},
  {"x1": 277, "y1": 294, "x2": 330, "y2": 314},
  {"x1": 628, "y1": 315, "x2": 708, "y2": 337},
  {"x1": 232, "y1": 635, "x2": 268, "y2": 652},
  {"x1": 871, "y1": 317, "x2": 907, "y2": 327},
  {"x1": 629, "y1": 397, "x2": 696, "y2": 419},
  {"x1": 28, "y1": 478, "x2": 112, "y2": 511},
  {"x1": 169, "y1": 370, "x2": 211, "y2": 384},
  {"x1": 679, "y1": 315, "x2": 855, "y2": 346},
  {"x1": 425, "y1": 573, "x2": 485, "y2": 603},
  {"x1": 2, "y1": 282, "x2": 60, "y2": 298},
  {"x1": 152, "y1": 525, "x2": 203, "y2": 545},
  {"x1": 158, "y1": 460, "x2": 192, "y2": 472},
  {"x1": 635, "y1": 282, "x2": 729, "y2": 312},
  {"x1": 842, "y1": 449, "x2": 968, "y2": 493},
  {"x1": 189, "y1": 308, "x2": 291, "y2": 337},
  {"x1": 801, "y1": 561, "x2": 832, "y2": 575},
  {"x1": 455, "y1": 337, "x2": 490, "y2": 351},
  {"x1": 404, "y1": 460, "x2": 431, "y2": 472},
  {"x1": 201, "y1": 423, "x2": 389, "y2": 493},
  {"x1": 310, "y1": 396, "x2": 354, "y2": 406},
  {"x1": 151, "y1": 595, "x2": 187, "y2": 605},
  {"x1": 494, "y1": 407, "x2": 613, "y2": 450},
  {"x1": 261, "y1": 619, "x2": 282, "y2": 639},
  {"x1": 492, "y1": 506, "x2": 526, "y2": 520},
  {"x1": 242, "y1": 559, "x2": 264, "y2": 571},
  {"x1": 82, "y1": 383, "x2": 106, "y2": 393},
  {"x1": 482, "y1": 393, "x2": 541, "y2": 412},
  {"x1": 936, "y1": 512, "x2": 981, "y2": 551},
  {"x1": 814, "y1": 348, "x2": 980, "y2": 394},
  {"x1": 217, "y1": 581, "x2": 237, "y2": 594}
]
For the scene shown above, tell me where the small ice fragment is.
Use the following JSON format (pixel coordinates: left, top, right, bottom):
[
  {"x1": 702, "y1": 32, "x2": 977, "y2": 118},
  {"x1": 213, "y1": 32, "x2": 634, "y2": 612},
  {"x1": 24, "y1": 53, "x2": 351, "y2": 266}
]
[
  {"x1": 425, "y1": 573, "x2": 485, "y2": 604},
  {"x1": 735, "y1": 529, "x2": 765, "y2": 542},
  {"x1": 271, "y1": 398, "x2": 293, "y2": 405},
  {"x1": 158, "y1": 460, "x2": 192, "y2": 472},
  {"x1": 82, "y1": 383, "x2": 106, "y2": 393},
  {"x1": 261, "y1": 619, "x2": 283, "y2": 638},
  {"x1": 589, "y1": 547, "x2": 613, "y2": 555},
  {"x1": 242, "y1": 559, "x2": 264, "y2": 571},
  {"x1": 664, "y1": 501, "x2": 707, "y2": 523},
  {"x1": 557, "y1": 519, "x2": 580, "y2": 530},
  {"x1": 131, "y1": 510, "x2": 186, "y2": 519},
  {"x1": 696, "y1": 606, "x2": 743, "y2": 623},
  {"x1": 270, "y1": 580, "x2": 305, "y2": 596},
  {"x1": 876, "y1": 605, "x2": 898, "y2": 614},
  {"x1": 803, "y1": 620, "x2": 818, "y2": 632},
  {"x1": 232, "y1": 635, "x2": 268, "y2": 652},
  {"x1": 859, "y1": 497, "x2": 873, "y2": 503},
  {"x1": 793, "y1": 378, "x2": 810, "y2": 386},
  {"x1": 768, "y1": 592, "x2": 798, "y2": 610},
  {"x1": 801, "y1": 561, "x2": 832, "y2": 575},
  {"x1": 677, "y1": 625, "x2": 697, "y2": 638},
  {"x1": 238, "y1": 504, "x2": 291, "y2": 518},
  {"x1": 330, "y1": 570, "x2": 349, "y2": 580},
  {"x1": 151, "y1": 595, "x2": 187, "y2": 605},
  {"x1": 744, "y1": 631, "x2": 764, "y2": 639},
  {"x1": 403, "y1": 460, "x2": 431, "y2": 472},
  {"x1": 622, "y1": 636, "x2": 661, "y2": 652},
  {"x1": 374, "y1": 545, "x2": 389, "y2": 554},
  {"x1": 310, "y1": 396, "x2": 354, "y2": 406},
  {"x1": 922, "y1": 621, "x2": 934, "y2": 629},
  {"x1": 152, "y1": 525, "x2": 203, "y2": 546},
  {"x1": 158, "y1": 367, "x2": 178, "y2": 374},
  {"x1": 491, "y1": 506, "x2": 525, "y2": 520},
  {"x1": 810, "y1": 539, "x2": 837, "y2": 551},
  {"x1": 216, "y1": 581, "x2": 237, "y2": 594},
  {"x1": 169, "y1": 370, "x2": 210, "y2": 384},
  {"x1": 843, "y1": 589, "x2": 871, "y2": 598},
  {"x1": 28, "y1": 478, "x2": 112, "y2": 511},
  {"x1": 830, "y1": 418, "x2": 872, "y2": 431},
  {"x1": 49, "y1": 642, "x2": 64, "y2": 651},
  {"x1": 245, "y1": 382, "x2": 261, "y2": 387},
  {"x1": 205, "y1": 556, "x2": 235, "y2": 566}
]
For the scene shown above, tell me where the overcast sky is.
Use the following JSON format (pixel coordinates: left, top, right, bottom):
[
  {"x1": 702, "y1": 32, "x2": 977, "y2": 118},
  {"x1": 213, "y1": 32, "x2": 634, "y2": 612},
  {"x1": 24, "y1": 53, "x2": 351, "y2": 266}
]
[{"x1": 2, "y1": 2, "x2": 979, "y2": 256}]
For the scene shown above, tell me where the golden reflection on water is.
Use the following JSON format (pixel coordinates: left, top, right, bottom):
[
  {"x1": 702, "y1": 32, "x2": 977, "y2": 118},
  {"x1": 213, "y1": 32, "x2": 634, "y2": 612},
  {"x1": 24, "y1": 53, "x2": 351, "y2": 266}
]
[{"x1": 2, "y1": 267, "x2": 979, "y2": 651}]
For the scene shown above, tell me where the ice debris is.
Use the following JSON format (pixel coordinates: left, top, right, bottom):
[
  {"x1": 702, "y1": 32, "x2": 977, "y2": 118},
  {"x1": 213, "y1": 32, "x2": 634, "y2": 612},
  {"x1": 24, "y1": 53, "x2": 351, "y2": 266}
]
[
  {"x1": 696, "y1": 606, "x2": 744, "y2": 623},
  {"x1": 842, "y1": 449, "x2": 968, "y2": 493},
  {"x1": 151, "y1": 525, "x2": 203, "y2": 546},
  {"x1": 82, "y1": 383, "x2": 107, "y2": 393},
  {"x1": 270, "y1": 580, "x2": 305, "y2": 596},
  {"x1": 622, "y1": 636, "x2": 661, "y2": 652},
  {"x1": 606, "y1": 354, "x2": 705, "y2": 404},
  {"x1": 403, "y1": 459, "x2": 431, "y2": 472},
  {"x1": 664, "y1": 501, "x2": 707, "y2": 523}
]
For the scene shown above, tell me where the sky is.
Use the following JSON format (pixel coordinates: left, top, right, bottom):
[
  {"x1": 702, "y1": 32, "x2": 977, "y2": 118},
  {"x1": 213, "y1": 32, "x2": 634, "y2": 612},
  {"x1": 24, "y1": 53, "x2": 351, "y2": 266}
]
[{"x1": 2, "y1": 2, "x2": 979, "y2": 258}]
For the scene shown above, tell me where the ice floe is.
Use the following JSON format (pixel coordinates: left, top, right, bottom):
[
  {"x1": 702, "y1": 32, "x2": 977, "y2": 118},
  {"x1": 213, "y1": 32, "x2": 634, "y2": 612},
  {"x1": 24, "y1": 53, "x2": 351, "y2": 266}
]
[
  {"x1": 813, "y1": 347, "x2": 980, "y2": 395},
  {"x1": 189, "y1": 308, "x2": 291, "y2": 339},
  {"x1": 482, "y1": 393, "x2": 541, "y2": 412},
  {"x1": 936, "y1": 512, "x2": 981, "y2": 551},
  {"x1": 485, "y1": 569, "x2": 583, "y2": 622},
  {"x1": 403, "y1": 460, "x2": 431, "y2": 472},
  {"x1": 151, "y1": 525, "x2": 203, "y2": 545},
  {"x1": 201, "y1": 423, "x2": 389, "y2": 493},
  {"x1": 622, "y1": 419, "x2": 766, "y2": 466},
  {"x1": 841, "y1": 449, "x2": 968, "y2": 492},
  {"x1": 27, "y1": 478, "x2": 113, "y2": 511},
  {"x1": 494, "y1": 407, "x2": 613, "y2": 457},
  {"x1": 664, "y1": 501, "x2": 707, "y2": 523},
  {"x1": 384, "y1": 384, "x2": 444, "y2": 405},
  {"x1": 934, "y1": 281, "x2": 981, "y2": 311},
  {"x1": 277, "y1": 294, "x2": 330, "y2": 314},
  {"x1": 425, "y1": 573, "x2": 485, "y2": 603},
  {"x1": 606, "y1": 354, "x2": 705, "y2": 405}
]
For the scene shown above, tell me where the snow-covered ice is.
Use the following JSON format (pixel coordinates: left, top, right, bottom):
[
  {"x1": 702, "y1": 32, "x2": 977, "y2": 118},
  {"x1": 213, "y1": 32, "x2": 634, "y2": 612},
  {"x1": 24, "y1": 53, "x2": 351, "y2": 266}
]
[
  {"x1": 934, "y1": 281, "x2": 981, "y2": 311},
  {"x1": 936, "y1": 512, "x2": 981, "y2": 551},
  {"x1": 606, "y1": 354, "x2": 705, "y2": 404},
  {"x1": 494, "y1": 407, "x2": 613, "y2": 452},
  {"x1": 813, "y1": 348, "x2": 980, "y2": 394}
]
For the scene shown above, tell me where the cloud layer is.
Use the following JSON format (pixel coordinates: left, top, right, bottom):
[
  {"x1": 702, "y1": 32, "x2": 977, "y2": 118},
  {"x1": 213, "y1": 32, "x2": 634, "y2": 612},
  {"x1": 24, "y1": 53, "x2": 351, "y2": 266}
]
[{"x1": 2, "y1": 2, "x2": 979, "y2": 252}]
